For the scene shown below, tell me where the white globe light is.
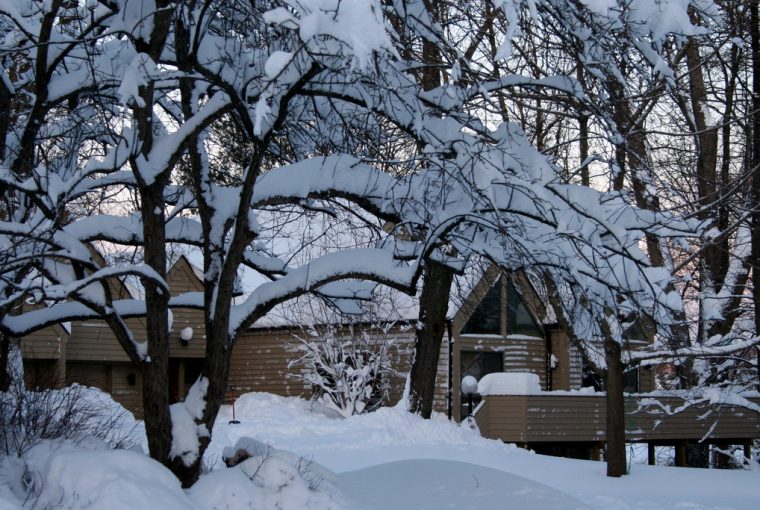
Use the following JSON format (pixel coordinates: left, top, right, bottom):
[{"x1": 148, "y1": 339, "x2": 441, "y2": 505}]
[
  {"x1": 180, "y1": 327, "x2": 194, "y2": 342},
  {"x1": 461, "y1": 375, "x2": 478, "y2": 396}
]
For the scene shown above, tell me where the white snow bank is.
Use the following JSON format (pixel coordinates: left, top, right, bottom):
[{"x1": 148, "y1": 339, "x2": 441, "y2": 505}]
[
  {"x1": 18, "y1": 439, "x2": 195, "y2": 509},
  {"x1": 192, "y1": 437, "x2": 344, "y2": 510},
  {"x1": 206, "y1": 392, "x2": 760, "y2": 510},
  {"x1": 340, "y1": 459, "x2": 591, "y2": 510},
  {"x1": 206, "y1": 392, "x2": 488, "y2": 473},
  {"x1": 477, "y1": 372, "x2": 541, "y2": 395}
]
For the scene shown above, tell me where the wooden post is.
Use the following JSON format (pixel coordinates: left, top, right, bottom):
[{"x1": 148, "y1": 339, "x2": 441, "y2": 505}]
[
  {"x1": 744, "y1": 441, "x2": 752, "y2": 464},
  {"x1": 675, "y1": 441, "x2": 688, "y2": 467},
  {"x1": 647, "y1": 443, "x2": 655, "y2": 466}
]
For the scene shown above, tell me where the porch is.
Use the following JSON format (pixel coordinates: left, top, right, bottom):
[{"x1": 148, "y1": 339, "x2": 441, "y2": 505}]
[{"x1": 473, "y1": 392, "x2": 760, "y2": 465}]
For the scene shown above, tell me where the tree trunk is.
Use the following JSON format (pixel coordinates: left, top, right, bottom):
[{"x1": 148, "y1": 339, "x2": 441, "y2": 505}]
[
  {"x1": 138, "y1": 182, "x2": 172, "y2": 470},
  {"x1": 0, "y1": 333, "x2": 12, "y2": 392},
  {"x1": 406, "y1": 14, "x2": 456, "y2": 418},
  {"x1": 127, "y1": 0, "x2": 175, "y2": 477},
  {"x1": 408, "y1": 260, "x2": 454, "y2": 417},
  {"x1": 603, "y1": 332, "x2": 626, "y2": 477},
  {"x1": 750, "y1": 0, "x2": 760, "y2": 391}
]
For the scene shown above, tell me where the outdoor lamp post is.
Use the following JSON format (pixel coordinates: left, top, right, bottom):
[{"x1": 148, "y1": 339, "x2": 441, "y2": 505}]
[{"x1": 461, "y1": 375, "x2": 478, "y2": 417}]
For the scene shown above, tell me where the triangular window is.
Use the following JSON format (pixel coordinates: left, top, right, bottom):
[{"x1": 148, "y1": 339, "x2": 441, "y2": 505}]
[
  {"x1": 461, "y1": 281, "x2": 501, "y2": 335},
  {"x1": 506, "y1": 281, "x2": 542, "y2": 337}
]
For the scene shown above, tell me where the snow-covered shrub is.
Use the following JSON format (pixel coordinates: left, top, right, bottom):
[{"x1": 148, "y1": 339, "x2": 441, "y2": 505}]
[
  {"x1": 193, "y1": 437, "x2": 344, "y2": 510},
  {"x1": 289, "y1": 327, "x2": 395, "y2": 417},
  {"x1": 0, "y1": 372, "x2": 139, "y2": 456},
  {"x1": 1, "y1": 438, "x2": 192, "y2": 509}
]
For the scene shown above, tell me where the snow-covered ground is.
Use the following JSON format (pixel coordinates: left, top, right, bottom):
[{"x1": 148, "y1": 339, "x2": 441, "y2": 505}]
[{"x1": 1, "y1": 390, "x2": 758, "y2": 509}]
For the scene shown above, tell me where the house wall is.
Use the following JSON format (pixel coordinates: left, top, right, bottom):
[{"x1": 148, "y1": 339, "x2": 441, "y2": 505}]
[
  {"x1": 67, "y1": 319, "x2": 139, "y2": 362},
  {"x1": 548, "y1": 329, "x2": 584, "y2": 391},
  {"x1": 549, "y1": 328, "x2": 570, "y2": 390},
  {"x1": 20, "y1": 324, "x2": 66, "y2": 360},
  {"x1": 66, "y1": 361, "x2": 144, "y2": 418},
  {"x1": 228, "y1": 326, "x2": 448, "y2": 411},
  {"x1": 20, "y1": 323, "x2": 68, "y2": 387}
]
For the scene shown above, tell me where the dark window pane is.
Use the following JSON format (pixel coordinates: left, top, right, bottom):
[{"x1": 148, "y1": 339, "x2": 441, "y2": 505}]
[
  {"x1": 460, "y1": 351, "x2": 503, "y2": 380},
  {"x1": 506, "y1": 281, "x2": 542, "y2": 337},
  {"x1": 461, "y1": 282, "x2": 501, "y2": 335},
  {"x1": 623, "y1": 367, "x2": 639, "y2": 393}
]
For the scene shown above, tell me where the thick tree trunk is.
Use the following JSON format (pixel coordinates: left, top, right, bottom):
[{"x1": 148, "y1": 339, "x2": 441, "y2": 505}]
[
  {"x1": 750, "y1": 0, "x2": 760, "y2": 391},
  {"x1": 168, "y1": 322, "x2": 232, "y2": 487},
  {"x1": 138, "y1": 182, "x2": 172, "y2": 470},
  {"x1": 0, "y1": 333, "x2": 11, "y2": 392},
  {"x1": 603, "y1": 333, "x2": 626, "y2": 477},
  {"x1": 408, "y1": 260, "x2": 454, "y2": 417},
  {"x1": 406, "y1": 17, "x2": 455, "y2": 418},
  {"x1": 126, "y1": 0, "x2": 175, "y2": 478}
]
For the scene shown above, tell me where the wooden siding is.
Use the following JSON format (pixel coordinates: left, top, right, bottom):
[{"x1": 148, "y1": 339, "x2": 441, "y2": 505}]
[
  {"x1": 20, "y1": 323, "x2": 67, "y2": 360},
  {"x1": 169, "y1": 307, "x2": 207, "y2": 358},
  {"x1": 110, "y1": 363, "x2": 143, "y2": 418},
  {"x1": 66, "y1": 362, "x2": 143, "y2": 417},
  {"x1": 67, "y1": 311, "x2": 207, "y2": 361},
  {"x1": 433, "y1": 334, "x2": 450, "y2": 413},
  {"x1": 638, "y1": 366, "x2": 655, "y2": 393},
  {"x1": 229, "y1": 329, "x2": 309, "y2": 398},
  {"x1": 549, "y1": 329, "x2": 570, "y2": 390},
  {"x1": 228, "y1": 327, "x2": 421, "y2": 407},
  {"x1": 167, "y1": 257, "x2": 204, "y2": 295},
  {"x1": 67, "y1": 319, "x2": 142, "y2": 361},
  {"x1": 568, "y1": 344, "x2": 582, "y2": 389},
  {"x1": 476, "y1": 394, "x2": 760, "y2": 444}
]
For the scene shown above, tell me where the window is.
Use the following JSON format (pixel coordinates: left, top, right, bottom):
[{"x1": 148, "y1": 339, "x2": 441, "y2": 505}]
[
  {"x1": 623, "y1": 367, "x2": 639, "y2": 393},
  {"x1": 506, "y1": 281, "x2": 542, "y2": 337},
  {"x1": 461, "y1": 282, "x2": 501, "y2": 335},
  {"x1": 461, "y1": 351, "x2": 504, "y2": 380},
  {"x1": 460, "y1": 277, "x2": 543, "y2": 338}
]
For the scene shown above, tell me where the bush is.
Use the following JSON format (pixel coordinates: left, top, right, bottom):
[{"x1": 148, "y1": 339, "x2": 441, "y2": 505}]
[
  {"x1": 0, "y1": 347, "x2": 139, "y2": 456},
  {"x1": 289, "y1": 327, "x2": 395, "y2": 417}
]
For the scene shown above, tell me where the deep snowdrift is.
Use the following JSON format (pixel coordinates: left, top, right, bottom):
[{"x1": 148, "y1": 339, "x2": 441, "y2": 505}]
[{"x1": 1, "y1": 389, "x2": 758, "y2": 509}]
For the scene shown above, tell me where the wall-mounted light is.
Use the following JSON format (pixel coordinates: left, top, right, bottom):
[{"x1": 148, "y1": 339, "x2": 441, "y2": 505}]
[
  {"x1": 127, "y1": 372, "x2": 136, "y2": 386},
  {"x1": 179, "y1": 327, "x2": 194, "y2": 347}
]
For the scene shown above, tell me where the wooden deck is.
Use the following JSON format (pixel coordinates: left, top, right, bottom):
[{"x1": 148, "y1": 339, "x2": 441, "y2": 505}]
[{"x1": 474, "y1": 393, "x2": 760, "y2": 444}]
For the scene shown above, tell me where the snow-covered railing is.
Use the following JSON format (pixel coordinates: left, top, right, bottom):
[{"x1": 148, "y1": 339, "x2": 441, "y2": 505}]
[{"x1": 473, "y1": 387, "x2": 760, "y2": 444}]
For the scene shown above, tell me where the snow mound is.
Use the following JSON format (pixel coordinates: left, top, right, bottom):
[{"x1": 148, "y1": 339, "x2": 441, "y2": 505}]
[
  {"x1": 18, "y1": 439, "x2": 194, "y2": 509},
  {"x1": 478, "y1": 372, "x2": 542, "y2": 395},
  {"x1": 206, "y1": 392, "x2": 495, "y2": 473},
  {"x1": 340, "y1": 459, "x2": 592, "y2": 510},
  {"x1": 192, "y1": 439, "x2": 345, "y2": 510}
]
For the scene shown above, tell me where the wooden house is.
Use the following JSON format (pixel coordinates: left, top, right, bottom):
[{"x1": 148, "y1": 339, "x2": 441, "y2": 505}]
[{"x1": 19, "y1": 258, "x2": 760, "y2": 466}]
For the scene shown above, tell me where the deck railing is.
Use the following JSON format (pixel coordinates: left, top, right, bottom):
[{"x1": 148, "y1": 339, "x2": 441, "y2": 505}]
[{"x1": 474, "y1": 393, "x2": 760, "y2": 444}]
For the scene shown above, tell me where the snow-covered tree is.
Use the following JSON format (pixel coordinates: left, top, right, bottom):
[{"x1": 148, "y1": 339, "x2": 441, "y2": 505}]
[{"x1": 0, "y1": 0, "x2": 706, "y2": 484}]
